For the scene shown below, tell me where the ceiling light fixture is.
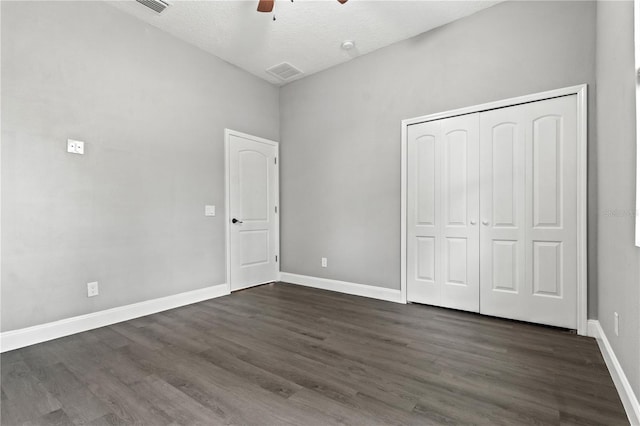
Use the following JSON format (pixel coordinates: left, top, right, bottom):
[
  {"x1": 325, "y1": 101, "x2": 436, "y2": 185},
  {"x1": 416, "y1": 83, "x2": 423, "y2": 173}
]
[{"x1": 341, "y1": 40, "x2": 356, "y2": 50}]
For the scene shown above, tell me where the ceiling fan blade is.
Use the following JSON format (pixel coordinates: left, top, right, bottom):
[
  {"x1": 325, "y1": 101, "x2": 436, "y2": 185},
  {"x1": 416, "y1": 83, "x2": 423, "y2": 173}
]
[
  {"x1": 257, "y1": 0, "x2": 274, "y2": 12},
  {"x1": 337, "y1": 0, "x2": 348, "y2": 4}
]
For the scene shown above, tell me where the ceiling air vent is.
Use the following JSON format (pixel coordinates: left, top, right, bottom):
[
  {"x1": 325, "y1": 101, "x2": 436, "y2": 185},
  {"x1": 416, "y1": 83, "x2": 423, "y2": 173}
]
[
  {"x1": 266, "y1": 62, "x2": 303, "y2": 81},
  {"x1": 135, "y1": 0, "x2": 171, "y2": 14}
]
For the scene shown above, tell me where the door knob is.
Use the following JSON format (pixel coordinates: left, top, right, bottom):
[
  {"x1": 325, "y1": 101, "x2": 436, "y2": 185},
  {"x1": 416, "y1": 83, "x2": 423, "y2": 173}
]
[
  {"x1": 232, "y1": 218, "x2": 243, "y2": 224},
  {"x1": 470, "y1": 220, "x2": 477, "y2": 225},
  {"x1": 482, "y1": 220, "x2": 489, "y2": 226}
]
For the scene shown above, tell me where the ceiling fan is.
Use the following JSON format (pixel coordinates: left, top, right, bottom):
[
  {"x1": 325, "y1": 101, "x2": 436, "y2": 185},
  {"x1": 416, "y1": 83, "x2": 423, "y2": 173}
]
[{"x1": 257, "y1": 0, "x2": 348, "y2": 13}]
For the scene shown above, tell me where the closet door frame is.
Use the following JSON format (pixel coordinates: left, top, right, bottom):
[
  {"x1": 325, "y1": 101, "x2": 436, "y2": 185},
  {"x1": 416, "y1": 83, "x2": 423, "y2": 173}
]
[{"x1": 400, "y1": 84, "x2": 588, "y2": 335}]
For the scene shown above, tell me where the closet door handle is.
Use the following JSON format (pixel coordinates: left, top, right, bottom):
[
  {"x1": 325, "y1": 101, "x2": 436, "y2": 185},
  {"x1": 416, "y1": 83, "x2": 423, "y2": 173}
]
[
  {"x1": 470, "y1": 220, "x2": 477, "y2": 225},
  {"x1": 482, "y1": 220, "x2": 489, "y2": 226},
  {"x1": 232, "y1": 218, "x2": 243, "y2": 224}
]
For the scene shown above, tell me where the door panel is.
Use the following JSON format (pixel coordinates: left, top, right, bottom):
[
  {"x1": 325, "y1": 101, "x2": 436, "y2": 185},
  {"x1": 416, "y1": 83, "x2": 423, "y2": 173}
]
[
  {"x1": 407, "y1": 121, "x2": 441, "y2": 305},
  {"x1": 491, "y1": 123, "x2": 518, "y2": 227},
  {"x1": 416, "y1": 237, "x2": 436, "y2": 281},
  {"x1": 444, "y1": 130, "x2": 468, "y2": 226},
  {"x1": 445, "y1": 237, "x2": 468, "y2": 285},
  {"x1": 532, "y1": 116, "x2": 562, "y2": 227},
  {"x1": 416, "y1": 136, "x2": 436, "y2": 225},
  {"x1": 492, "y1": 240, "x2": 517, "y2": 292},
  {"x1": 229, "y1": 133, "x2": 278, "y2": 291},
  {"x1": 239, "y1": 151, "x2": 269, "y2": 221},
  {"x1": 440, "y1": 114, "x2": 480, "y2": 312},
  {"x1": 239, "y1": 230, "x2": 269, "y2": 266},
  {"x1": 532, "y1": 241, "x2": 562, "y2": 297},
  {"x1": 479, "y1": 104, "x2": 527, "y2": 321},
  {"x1": 525, "y1": 96, "x2": 577, "y2": 328},
  {"x1": 480, "y1": 95, "x2": 577, "y2": 329},
  {"x1": 407, "y1": 114, "x2": 479, "y2": 312}
]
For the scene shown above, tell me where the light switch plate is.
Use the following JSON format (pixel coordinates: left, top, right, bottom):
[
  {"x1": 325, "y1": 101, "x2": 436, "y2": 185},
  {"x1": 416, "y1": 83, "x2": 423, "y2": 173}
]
[{"x1": 205, "y1": 205, "x2": 216, "y2": 216}]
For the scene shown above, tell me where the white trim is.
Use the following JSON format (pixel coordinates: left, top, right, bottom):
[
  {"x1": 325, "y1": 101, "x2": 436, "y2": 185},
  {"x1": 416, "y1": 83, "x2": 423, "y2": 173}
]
[
  {"x1": 587, "y1": 319, "x2": 640, "y2": 425},
  {"x1": 401, "y1": 84, "x2": 589, "y2": 127},
  {"x1": 635, "y1": 0, "x2": 640, "y2": 247},
  {"x1": 0, "y1": 2, "x2": 3, "y2": 337},
  {"x1": 280, "y1": 272, "x2": 404, "y2": 304},
  {"x1": 576, "y1": 86, "x2": 589, "y2": 336},
  {"x1": 225, "y1": 129, "x2": 232, "y2": 295},
  {"x1": 400, "y1": 84, "x2": 589, "y2": 335},
  {"x1": 400, "y1": 119, "x2": 408, "y2": 304},
  {"x1": 224, "y1": 129, "x2": 280, "y2": 293},
  {"x1": 0, "y1": 284, "x2": 229, "y2": 353}
]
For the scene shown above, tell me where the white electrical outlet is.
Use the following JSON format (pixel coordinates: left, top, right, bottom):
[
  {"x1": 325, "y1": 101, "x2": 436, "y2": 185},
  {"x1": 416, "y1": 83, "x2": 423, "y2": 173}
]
[
  {"x1": 87, "y1": 281, "x2": 99, "y2": 298},
  {"x1": 614, "y1": 312, "x2": 619, "y2": 336},
  {"x1": 67, "y1": 139, "x2": 85, "y2": 155},
  {"x1": 205, "y1": 205, "x2": 216, "y2": 216},
  {"x1": 321, "y1": 257, "x2": 327, "y2": 268}
]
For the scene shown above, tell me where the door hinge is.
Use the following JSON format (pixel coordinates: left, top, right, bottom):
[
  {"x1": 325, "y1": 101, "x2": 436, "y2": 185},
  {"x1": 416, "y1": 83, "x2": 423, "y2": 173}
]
[
  {"x1": 274, "y1": 157, "x2": 277, "y2": 165},
  {"x1": 275, "y1": 206, "x2": 278, "y2": 214},
  {"x1": 275, "y1": 255, "x2": 278, "y2": 262}
]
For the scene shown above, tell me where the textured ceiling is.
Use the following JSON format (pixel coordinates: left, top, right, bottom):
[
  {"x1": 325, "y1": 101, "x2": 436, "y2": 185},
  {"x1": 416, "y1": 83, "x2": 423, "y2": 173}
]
[{"x1": 108, "y1": 0, "x2": 502, "y2": 85}]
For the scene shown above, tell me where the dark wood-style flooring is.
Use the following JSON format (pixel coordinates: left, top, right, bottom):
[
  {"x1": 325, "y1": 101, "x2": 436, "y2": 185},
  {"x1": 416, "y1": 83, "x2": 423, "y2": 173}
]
[{"x1": 0, "y1": 282, "x2": 628, "y2": 425}]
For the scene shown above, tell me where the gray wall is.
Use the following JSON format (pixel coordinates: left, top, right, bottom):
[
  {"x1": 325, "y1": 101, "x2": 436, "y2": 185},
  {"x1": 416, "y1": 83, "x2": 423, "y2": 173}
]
[
  {"x1": 280, "y1": 0, "x2": 598, "y2": 315},
  {"x1": 1, "y1": 1, "x2": 279, "y2": 331},
  {"x1": 595, "y1": 0, "x2": 640, "y2": 398}
]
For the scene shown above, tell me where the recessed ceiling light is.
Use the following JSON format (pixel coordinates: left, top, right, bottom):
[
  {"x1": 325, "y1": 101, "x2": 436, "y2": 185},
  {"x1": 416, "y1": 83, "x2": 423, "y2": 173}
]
[{"x1": 341, "y1": 40, "x2": 355, "y2": 50}]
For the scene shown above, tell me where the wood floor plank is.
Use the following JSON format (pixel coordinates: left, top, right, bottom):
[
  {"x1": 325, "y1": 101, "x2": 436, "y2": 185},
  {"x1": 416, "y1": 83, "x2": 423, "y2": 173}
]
[
  {"x1": 21, "y1": 409, "x2": 73, "y2": 426},
  {"x1": 54, "y1": 387, "x2": 112, "y2": 425},
  {"x1": 0, "y1": 282, "x2": 628, "y2": 425},
  {"x1": 87, "y1": 412, "x2": 127, "y2": 426},
  {"x1": 1, "y1": 361, "x2": 62, "y2": 422}
]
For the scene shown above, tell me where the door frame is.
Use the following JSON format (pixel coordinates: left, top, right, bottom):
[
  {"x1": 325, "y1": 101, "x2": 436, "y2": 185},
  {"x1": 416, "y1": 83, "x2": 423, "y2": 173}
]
[
  {"x1": 224, "y1": 128, "x2": 280, "y2": 293},
  {"x1": 400, "y1": 84, "x2": 588, "y2": 335}
]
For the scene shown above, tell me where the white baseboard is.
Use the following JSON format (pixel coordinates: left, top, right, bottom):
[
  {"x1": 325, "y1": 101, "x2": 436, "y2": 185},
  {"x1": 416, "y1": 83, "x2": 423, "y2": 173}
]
[
  {"x1": 280, "y1": 272, "x2": 405, "y2": 304},
  {"x1": 0, "y1": 284, "x2": 230, "y2": 353},
  {"x1": 588, "y1": 319, "x2": 640, "y2": 425}
]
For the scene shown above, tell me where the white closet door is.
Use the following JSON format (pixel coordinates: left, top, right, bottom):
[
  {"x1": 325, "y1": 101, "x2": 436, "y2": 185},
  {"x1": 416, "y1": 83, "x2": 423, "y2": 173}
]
[
  {"x1": 479, "y1": 95, "x2": 578, "y2": 329},
  {"x1": 407, "y1": 114, "x2": 480, "y2": 312},
  {"x1": 407, "y1": 120, "x2": 441, "y2": 305}
]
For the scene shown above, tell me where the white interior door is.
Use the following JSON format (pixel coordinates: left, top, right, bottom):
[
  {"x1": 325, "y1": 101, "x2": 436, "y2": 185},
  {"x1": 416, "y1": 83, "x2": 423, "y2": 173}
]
[
  {"x1": 407, "y1": 113, "x2": 480, "y2": 312},
  {"x1": 227, "y1": 131, "x2": 278, "y2": 291},
  {"x1": 479, "y1": 95, "x2": 578, "y2": 328}
]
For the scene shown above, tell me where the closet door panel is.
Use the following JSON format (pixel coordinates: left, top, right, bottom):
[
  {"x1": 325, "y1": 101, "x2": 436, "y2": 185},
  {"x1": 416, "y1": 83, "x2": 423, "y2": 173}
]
[
  {"x1": 439, "y1": 114, "x2": 480, "y2": 312},
  {"x1": 407, "y1": 121, "x2": 442, "y2": 305},
  {"x1": 407, "y1": 114, "x2": 479, "y2": 312},
  {"x1": 479, "y1": 104, "x2": 527, "y2": 320},
  {"x1": 524, "y1": 95, "x2": 577, "y2": 328},
  {"x1": 480, "y1": 95, "x2": 577, "y2": 329}
]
